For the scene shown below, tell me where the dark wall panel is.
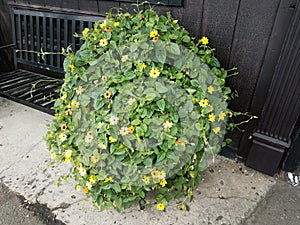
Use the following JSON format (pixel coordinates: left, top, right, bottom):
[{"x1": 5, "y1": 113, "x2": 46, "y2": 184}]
[
  {"x1": 202, "y1": 0, "x2": 240, "y2": 67},
  {"x1": 228, "y1": 0, "x2": 280, "y2": 112},
  {"x1": 98, "y1": 1, "x2": 120, "y2": 15},
  {"x1": 226, "y1": 0, "x2": 280, "y2": 149},
  {"x1": 178, "y1": 0, "x2": 203, "y2": 40}
]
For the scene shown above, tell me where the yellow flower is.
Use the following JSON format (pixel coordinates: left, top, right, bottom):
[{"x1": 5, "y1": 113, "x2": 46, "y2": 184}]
[
  {"x1": 83, "y1": 187, "x2": 89, "y2": 194},
  {"x1": 142, "y1": 176, "x2": 150, "y2": 184},
  {"x1": 65, "y1": 108, "x2": 72, "y2": 116},
  {"x1": 104, "y1": 177, "x2": 114, "y2": 183},
  {"x1": 90, "y1": 155, "x2": 100, "y2": 164},
  {"x1": 100, "y1": 39, "x2": 108, "y2": 47},
  {"x1": 109, "y1": 136, "x2": 117, "y2": 143},
  {"x1": 207, "y1": 85, "x2": 214, "y2": 94},
  {"x1": 152, "y1": 36, "x2": 159, "y2": 42},
  {"x1": 100, "y1": 20, "x2": 107, "y2": 29},
  {"x1": 74, "y1": 74, "x2": 79, "y2": 80},
  {"x1": 86, "y1": 181, "x2": 92, "y2": 189},
  {"x1": 51, "y1": 152, "x2": 56, "y2": 159},
  {"x1": 208, "y1": 113, "x2": 215, "y2": 122},
  {"x1": 157, "y1": 203, "x2": 165, "y2": 211},
  {"x1": 151, "y1": 170, "x2": 160, "y2": 179},
  {"x1": 104, "y1": 91, "x2": 111, "y2": 99},
  {"x1": 71, "y1": 100, "x2": 79, "y2": 108},
  {"x1": 61, "y1": 124, "x2": 67, "y2": 131},
  {"x1": 49, "y1": 132, "x2": 55, "y2": 138},
  {"x1": 213, "y1": 127, "x2": 220, "y2": 134},
  {"x1": 149, "y1": 67, "x2": 160, "y2": 78},
  {"x1": 150, "y1": 29, "x2": 158, "y2": 38},
  {"x1": 61, "y1": 92, "x2": 67, "y2": 100},
  {"x1": 219, "y1": 112, "x2": 226, "y2": 121},
  {"x1": 76, "y1": 86, "x2": 84, "y2": 95},
  {"x1": 82, "y1": 28, "x2": 89, "y2": 36},
  {"x1": 121, "y1": 55, "x2": 129, "y2": 62},
  {"x1": 59, "y1": 133, "x2": 67, "y2": 142},
  {"x1": 113, "y1": 22, "x2": 120, "y2": 27},
  {"x1": 142, "y1": 63, "x2": 147, "y2": 70},
  {"x1": 158, "y1": 171, "x2": 166, "y2": 180},
  {"x1": 89, "y1": 175, "x2": 97, "y2": 184},
  {"x1": 199, "y1": 99, "x2": 209, "y2": 107},
  {"x1": 163, "y1": 121, "x2": 173, "y2": 129},
  {"x1": 173, "y1": 20, "x2": 178, "y2": 24},
  {"x1": 69, "y1": 64, "x2": 75, "y2": 73},
  {"x1": 160, "y1": 179, "x2": 167, "y2": 187},
  {"x1": 200, "y1": 36, "x2": 209, "y2": 45},
  {"x1": 98, "y1": 142, "x2": 106, "y2": 149},
  {"x1": 128, "y1": 126, "x2": 134, "y2": 134},
  {"x1": 75, "y1": 184, "x2": 81, "y2": 191},
  {"x1": 64, "y1": 156, "x2": 71, "y2": 163}
]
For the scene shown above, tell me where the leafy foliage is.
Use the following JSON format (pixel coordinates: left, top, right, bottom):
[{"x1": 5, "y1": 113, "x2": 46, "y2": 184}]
[{"x1": 45, "y1": 9, "x2": 236, "y2": 212}]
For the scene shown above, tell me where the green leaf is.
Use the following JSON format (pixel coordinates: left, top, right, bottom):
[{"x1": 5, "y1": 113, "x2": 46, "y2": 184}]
[
  {"x1": 156, "y1": 151, "x2": 166, "y2": 163},
  {"x1": 144, "y1": 157, "x2": 152, "y2": 167},
  {"x1": 156, "y1": 82, "x2": 168, "y2": 93},
  {"x1": 111, "y1": 183, "x2": 121, "y2": 193},
  {"x1": 115, "y1": 198, "x2": 122, "y2": 212},
  {"x1": 182, "y1": 35, "x2": 191, "y2": 43},
  {"x1": 125, "y1": 72, "x2": 136, "y2": 80},
  {"x1": 155, "y1": 47, "x2": 166, "y2": 64},
  {"x1": 166, "y1": 42, "x2": 180, "y2": 55},
  {"x1": 211, "y1": 56, "x2": 220, "y2": 67},
  {"x1": 157, "y1": 99, "x2": 165, "y2": 111}
]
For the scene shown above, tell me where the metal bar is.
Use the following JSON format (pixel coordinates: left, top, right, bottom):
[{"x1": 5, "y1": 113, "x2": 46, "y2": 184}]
[
  {"x1": 17, "y1": 14, "x2": 22, "y2": 61},
  {"x1": 36, "y1": 16, "x2": 40, "y2": 63},
  {"x1": 20, "y1": 82, "x2": 61, "y2": 99},
  {"x1": 56, "y1": 18, "x2": 61, "y2": 68},
  {"x1": 2, "y1": 77, "x2": 41, "y2": 92},
  {"x1": 50, "y1": 17, "x2": 54, "y2": 66},
  {"x1": 71, "y1": 20, "x2": 76, "y2": 52},
  {"x1": 13, "y1": 8, "x2": 103, "y2": 21},
  {"x1": 24, "y1": 15, "x2": 28, "y2": 61},
  {"x1": 11, "y1": 9, "x2": 17, "y2": 68},
  {"x1": 28, "y1": 82, "x2": 58, "y2": 102},
  {"x1": 0, "y1": 44, "x2": 15, "y2": 50},
  {"x1": 0, "y1": 72, "x2": 22, "y2": 82},
  {"x1": 64, "y1": 19, "x2": 68, "y2": 49},
  {"x1": 30, "y1": 15, "x2": 34, "y2": 61},
  {"x1": 88, "y1": 21, "x2": 92, "y2": 28},
  {"x1": 41, "y1": 98, "x2": 57, "y2": 108},
  {"x1": 0, "y1": 74, "x2": 37, "y2": 87},
  {"x1": 43, "y1": 16, "x2": 47, "y2": 64},
  {"x1": 79, "y1": 20, "x2": 84, "y2": 46},
  {"x1": 20, "y1": 84, "x2": 59, "y2": 99}
]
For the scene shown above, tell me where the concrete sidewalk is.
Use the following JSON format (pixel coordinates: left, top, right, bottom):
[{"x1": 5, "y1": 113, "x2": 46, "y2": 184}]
[{"x1": 0, "y1": 97, "x2": 277, "y2": 225}]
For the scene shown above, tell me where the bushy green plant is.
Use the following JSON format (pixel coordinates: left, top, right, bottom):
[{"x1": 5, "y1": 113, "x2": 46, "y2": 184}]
[{"x1": 45, "y1": 8, "x2": 236, "y2": 212}]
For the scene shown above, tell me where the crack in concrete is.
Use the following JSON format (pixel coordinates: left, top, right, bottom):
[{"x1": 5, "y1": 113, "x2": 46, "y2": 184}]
[{"x1": 202, "y1": 195, "x2": 257, "y2": 203}]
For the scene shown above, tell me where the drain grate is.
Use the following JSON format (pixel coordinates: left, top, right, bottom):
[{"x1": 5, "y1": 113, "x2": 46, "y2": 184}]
[{"x1": 0, "y1": 69, "x2": 63, "y2": 114}]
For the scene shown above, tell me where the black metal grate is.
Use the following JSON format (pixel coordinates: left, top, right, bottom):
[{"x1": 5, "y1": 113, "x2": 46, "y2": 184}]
[{"x1": 0, "y1": 69, "x2": 63, "y2": 114}]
